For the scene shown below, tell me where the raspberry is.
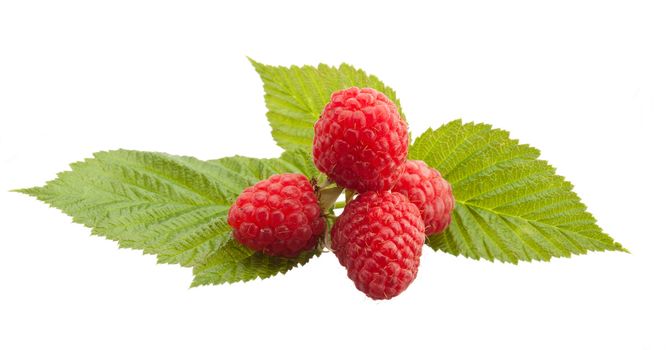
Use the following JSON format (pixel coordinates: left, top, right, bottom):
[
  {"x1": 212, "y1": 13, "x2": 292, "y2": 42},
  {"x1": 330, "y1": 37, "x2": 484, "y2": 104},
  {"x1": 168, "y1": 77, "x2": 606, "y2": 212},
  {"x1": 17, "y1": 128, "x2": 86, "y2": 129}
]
[
  {"x1": 227, "y1": 173, "x2": 325, "y2": 257},
  {"x1": 331, "y1": 192, "x2": 425, "y2": 300},
  {"x1": 393, "y1": 160, "x2": 455, "y2": 235},
  {"x1": 313, "y1": 87, "x2": 409, "y2": 192}
]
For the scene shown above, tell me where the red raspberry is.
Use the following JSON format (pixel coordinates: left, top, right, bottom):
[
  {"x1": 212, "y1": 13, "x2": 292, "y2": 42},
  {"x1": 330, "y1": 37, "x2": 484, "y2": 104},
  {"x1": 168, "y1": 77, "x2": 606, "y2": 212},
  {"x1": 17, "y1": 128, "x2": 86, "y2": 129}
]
[
  {"x1": 313, "y1": 87, "x2": 409, "y2": 192},
  {"x1": 393, "y1": 160, "x2": 455, "y2": 235},
  {"x1": 331, "y1": 191, "x2": 425, "y2": 300},
  {"x1": 227, "y1": 173, "x2": 325, "y2": 257}
]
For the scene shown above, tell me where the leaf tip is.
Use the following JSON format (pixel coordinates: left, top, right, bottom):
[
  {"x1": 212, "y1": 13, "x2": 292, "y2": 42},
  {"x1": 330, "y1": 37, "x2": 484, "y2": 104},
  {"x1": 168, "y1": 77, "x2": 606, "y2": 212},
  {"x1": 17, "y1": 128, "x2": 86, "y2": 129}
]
[
  {"x1": 246, "y1": 56, "x2": 263, "y2": 70},
  {"x1": 615, "y1": 242, "x2": 631, "y2": 254},
  {"x1": 11, "y1": 187, "x2": 41, "y2": 197}
]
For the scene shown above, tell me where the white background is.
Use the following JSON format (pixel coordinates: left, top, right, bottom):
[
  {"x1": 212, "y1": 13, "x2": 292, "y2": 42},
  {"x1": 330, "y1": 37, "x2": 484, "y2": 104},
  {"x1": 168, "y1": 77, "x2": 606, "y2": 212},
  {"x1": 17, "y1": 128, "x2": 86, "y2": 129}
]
[{"x1": 1, "y1": 1, "x2": 665, "y2": 349}]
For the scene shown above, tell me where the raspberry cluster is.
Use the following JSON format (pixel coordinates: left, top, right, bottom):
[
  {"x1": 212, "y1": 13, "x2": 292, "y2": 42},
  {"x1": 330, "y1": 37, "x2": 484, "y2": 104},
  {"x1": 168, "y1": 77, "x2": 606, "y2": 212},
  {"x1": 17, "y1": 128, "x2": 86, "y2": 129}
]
[{"x1": 227, "y1": 87, "x2": 455, "y2": 300}]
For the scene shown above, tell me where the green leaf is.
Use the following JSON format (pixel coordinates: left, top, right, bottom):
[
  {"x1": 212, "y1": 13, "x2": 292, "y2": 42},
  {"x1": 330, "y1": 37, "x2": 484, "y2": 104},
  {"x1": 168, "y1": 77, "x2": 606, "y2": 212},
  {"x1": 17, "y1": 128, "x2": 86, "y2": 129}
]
[
  {"x1": 410, "y1": 120, "x2": 626, "y2": 263},
  {"x1": 250, "y1": 58, "x2": 403, "y2": 152},
  {"x1": 16, "y1": 149, "x2": 321, "y2": 283},
  {"x1": 191, "y1": 240, "x2": 319, "y2": 287}
]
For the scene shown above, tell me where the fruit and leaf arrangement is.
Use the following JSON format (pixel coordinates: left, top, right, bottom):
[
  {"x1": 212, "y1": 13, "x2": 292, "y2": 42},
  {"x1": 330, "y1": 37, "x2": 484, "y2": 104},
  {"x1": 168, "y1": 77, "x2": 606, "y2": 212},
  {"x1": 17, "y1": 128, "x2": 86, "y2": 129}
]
[{"x1": 17, "y1": 59, "x2": 626, "y2": 300}]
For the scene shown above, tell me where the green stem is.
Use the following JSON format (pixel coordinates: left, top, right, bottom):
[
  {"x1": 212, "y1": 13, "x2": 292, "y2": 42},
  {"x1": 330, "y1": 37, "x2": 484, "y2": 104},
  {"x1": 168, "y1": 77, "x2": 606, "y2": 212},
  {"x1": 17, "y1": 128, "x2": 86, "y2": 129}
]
[
  {"x1": 344, "y1": 189, "x2": 356, "y2": 203},
  {"x1": 318, "y1": 186, "x2": 344, "y2": 211}
]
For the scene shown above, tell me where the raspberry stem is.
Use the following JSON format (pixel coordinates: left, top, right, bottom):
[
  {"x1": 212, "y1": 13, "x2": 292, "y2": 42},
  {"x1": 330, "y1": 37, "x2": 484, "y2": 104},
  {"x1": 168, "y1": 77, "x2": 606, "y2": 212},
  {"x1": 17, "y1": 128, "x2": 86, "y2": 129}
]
[
  {"x1": 318, "y1": 186, "x2": 344, "y2": 211},
  {"x1": 344, "y1": 189, "x2": 356, "y2": 204},
  {"x1": 315, "y1": 173, "x2": 333, "y2": 189}
]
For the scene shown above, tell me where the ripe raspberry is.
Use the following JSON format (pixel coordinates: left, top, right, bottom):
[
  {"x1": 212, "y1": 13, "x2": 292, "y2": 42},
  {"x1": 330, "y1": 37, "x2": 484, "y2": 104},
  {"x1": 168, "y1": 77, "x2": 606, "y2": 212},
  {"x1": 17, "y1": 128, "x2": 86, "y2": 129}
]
[
  {"x1": 227, "y1": 173, "x2": 325, "y2": 257},
  {"x1": 331, "y1": 192, "x2": 425, "y2": 300},
  {"x1": 313, "y1": 87, "x2": 409, "y2": 192},
  {"x1": 393, "y1": 160, "x2": 455, "y2": 235}
]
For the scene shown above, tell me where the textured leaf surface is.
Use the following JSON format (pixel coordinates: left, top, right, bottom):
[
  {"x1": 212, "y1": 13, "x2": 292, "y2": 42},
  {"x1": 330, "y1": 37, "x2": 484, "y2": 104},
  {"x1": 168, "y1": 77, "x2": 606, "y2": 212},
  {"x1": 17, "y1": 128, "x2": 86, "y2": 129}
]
[
  {"x1": 251, "y1": 58, "x2": 403, "y2": 151},
  {"x1": 191, "y1": 240, "x2": 318, "y2": 287},
  {"x1": 17, "y1": 149, "x2": 320, "y2": 284},
  {"x1": 410, "y1": 120, "x2": 626, "y2": 263}
]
